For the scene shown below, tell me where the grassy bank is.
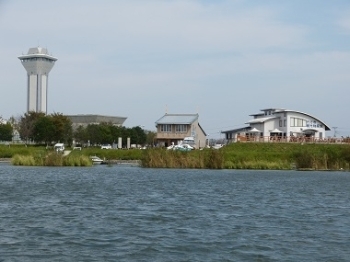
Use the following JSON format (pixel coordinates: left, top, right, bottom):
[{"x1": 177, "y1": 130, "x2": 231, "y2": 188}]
[
  {"x1": 142, "y1": 143, "x2": 350, "y2": 170},
  {"x1": 222, "y1": 143, "x2": 350, "y2": 170},
  {"x1": 0, "y1": 144, "x2": 47, "y2": 158},
  {"x1": 3, "y1": 143, "x2": 350, "y2": 170}
]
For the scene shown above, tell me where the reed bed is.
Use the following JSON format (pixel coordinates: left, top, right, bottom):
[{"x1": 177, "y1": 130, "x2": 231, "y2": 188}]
[
  {"x1": 143, "y1": 143, "x2": 350, "y2": 170},
  {"x1": 142, "y1": 148, "x2": 224, "y2": 169},
  {"x1": 11, "y1": 152, "x2": 92, "y2": 167},
  {"x1": 82, "y1": 147, "x2": 143, "y2": 160},
  {"x1": 11, "y1": 154, "x2": 37, "y2": 166},
  {"x1": 63, "y1": 154, "x2": 92, "y2": 167}
]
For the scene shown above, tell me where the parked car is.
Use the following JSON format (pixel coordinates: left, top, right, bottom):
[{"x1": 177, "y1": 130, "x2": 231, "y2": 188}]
[
  {"x1": 101, "y1": 144, "x2": 112, "y2": 149},
  {"x1": 54, "y1": 143, "x2": 65, "y2": 152}
]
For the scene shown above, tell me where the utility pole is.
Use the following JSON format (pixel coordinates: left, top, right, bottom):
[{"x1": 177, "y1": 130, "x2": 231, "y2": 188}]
[{"x1": 332, "y1": 127, "x2": 338, "y2": 137}]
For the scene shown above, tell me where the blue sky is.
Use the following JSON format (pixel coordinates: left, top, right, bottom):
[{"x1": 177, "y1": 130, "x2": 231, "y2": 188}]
[{"x1": 1, "y1": 0, "x2": 350, "y2": 137}]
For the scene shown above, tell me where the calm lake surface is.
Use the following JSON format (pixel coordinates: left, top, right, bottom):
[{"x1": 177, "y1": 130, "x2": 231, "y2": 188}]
[{"x1": 1, "y1": 163, "x2": 350, "y2": 262}]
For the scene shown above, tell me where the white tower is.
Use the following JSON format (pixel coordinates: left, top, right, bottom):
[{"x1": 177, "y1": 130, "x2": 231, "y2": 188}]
[{"x1": 18, "y1": 47, "x2": 57, "y2": 114}]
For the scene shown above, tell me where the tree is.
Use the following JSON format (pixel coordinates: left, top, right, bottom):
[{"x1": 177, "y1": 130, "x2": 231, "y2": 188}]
[
  {"x1": 130, "y1": 126, "x2": 147, "y2": 145},
  {"x1": 0, "y1": 122, "x2": 13, "y2": 141},
  {"x1": 33, "y1": 115, "x2": 55, "y2": 144},
  {"x1": 18, "y1": 111, "x2": 45, "y2": 143},
  {"x1": 74, "y1": 125, "x2": 88, "y2": 144},
  {"x1": 51, "y1": 113, "x2": 73, "y2": 144},
  {"x1": 86, "y1": 124, "x2": 101, "y2": 145},
  {"x1": 98, "y1": 122, "x2": 113, "y2": 144},
  {"x1": 146, "y1": 131, "x2": 157, "y2": 146}
]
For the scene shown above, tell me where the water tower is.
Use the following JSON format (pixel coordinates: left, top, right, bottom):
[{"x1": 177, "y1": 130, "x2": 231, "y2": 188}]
[{"x1": 18, "y1": 47, "x2": 57, "y2": 114}]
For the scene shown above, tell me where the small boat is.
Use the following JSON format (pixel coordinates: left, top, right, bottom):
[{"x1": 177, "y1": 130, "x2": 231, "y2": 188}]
[
  {"x1": 173, "y1": 144, "x2": 194, "y2": 151},
  {"x1": 90, "y1": 156, "x2": 104, "y2": 165}
]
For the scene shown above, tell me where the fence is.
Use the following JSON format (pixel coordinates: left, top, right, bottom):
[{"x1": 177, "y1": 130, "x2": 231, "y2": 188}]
[{"x1": 235, "y1": 135, "x2": 348, "y2": 144}]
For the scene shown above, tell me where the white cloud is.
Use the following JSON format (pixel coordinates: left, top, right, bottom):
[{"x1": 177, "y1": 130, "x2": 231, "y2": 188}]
[{"x1": 1, "y1": 0, "x2": 350, "y2": 135}]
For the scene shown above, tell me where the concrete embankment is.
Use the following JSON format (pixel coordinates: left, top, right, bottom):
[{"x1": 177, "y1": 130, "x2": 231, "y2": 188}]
[{"x1": 103, "y1": 159, "x2": 141, "y2": 166}]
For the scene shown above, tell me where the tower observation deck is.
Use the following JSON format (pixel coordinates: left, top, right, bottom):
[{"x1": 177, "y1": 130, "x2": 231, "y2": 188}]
[{"x1": 18, "y1": 47, "x2": 57, "y2": 114}]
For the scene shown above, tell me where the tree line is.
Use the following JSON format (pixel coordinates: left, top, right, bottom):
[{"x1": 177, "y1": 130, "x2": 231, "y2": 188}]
[{"x1": 1, "y1": 111, "x2": 155, "y2": 147}]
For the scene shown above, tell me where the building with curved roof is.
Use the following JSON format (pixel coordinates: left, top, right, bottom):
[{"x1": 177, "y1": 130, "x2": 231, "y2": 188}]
[{"x1": 222, "y1": 108, "x2": 331, "y2": 142}]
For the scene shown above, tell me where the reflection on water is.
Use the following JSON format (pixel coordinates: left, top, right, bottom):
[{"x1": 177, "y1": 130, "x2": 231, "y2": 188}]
[{"x1": 1, "y1": 163, "x2": 350, "y2": 261}]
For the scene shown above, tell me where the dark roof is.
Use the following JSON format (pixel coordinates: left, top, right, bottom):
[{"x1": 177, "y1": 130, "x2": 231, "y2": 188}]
[
  {"x1": 67, "y1": 114, "x2": 127, "y2": 125},
  {"x1": 222, "y1": 126, "x2": 251, "y2": 134}
]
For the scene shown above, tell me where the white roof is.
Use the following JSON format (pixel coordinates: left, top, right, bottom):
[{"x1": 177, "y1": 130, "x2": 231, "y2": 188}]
[
  {"x1": 18, "y1": 47, "x2": 57, "y2": 61},
  {"x1": 245, "y1": 116, "x2": 277, "y2": 124}
]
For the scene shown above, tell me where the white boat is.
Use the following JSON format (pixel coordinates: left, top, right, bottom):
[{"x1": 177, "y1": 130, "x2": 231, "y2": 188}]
[
  {"x1": 90, "y1": 156, "x2": 104, "y2": 165},
  {"x1": 173, "y1": 144, "x2": 194, "y2": 151}
]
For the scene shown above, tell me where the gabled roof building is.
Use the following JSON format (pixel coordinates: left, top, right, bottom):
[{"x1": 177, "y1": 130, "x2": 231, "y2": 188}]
[
  {"x1": 155, "y1": 113, "x2": 207, "y2": 148},
  {"x1": 222, "y1": 108, "x2": 331, "y2": 143}
]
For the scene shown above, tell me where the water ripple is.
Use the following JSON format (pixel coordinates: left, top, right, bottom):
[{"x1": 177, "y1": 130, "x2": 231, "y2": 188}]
[{"x1": 1, "y1": 164, "x2": 350, "y2": 261}]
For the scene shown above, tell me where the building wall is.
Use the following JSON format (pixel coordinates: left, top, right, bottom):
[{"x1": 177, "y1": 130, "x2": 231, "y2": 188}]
[
  {"x1": 286, "y1": 112, "x2": 326, "y2": 139},
  {"x1": 28, "y1": 75, "x2": 37, "y2": 112},
  {"x1": 41, "y1": 74, "x2": 47, "y2": 113}
]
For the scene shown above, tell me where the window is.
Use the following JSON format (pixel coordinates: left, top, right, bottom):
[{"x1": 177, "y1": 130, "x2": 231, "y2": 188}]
[
  {"x1": 290, "y1": 117, "x2": 308, "y2": 127},
  {"x1": 279, "y1": 120, "x2": 282, "y2": 127},
  {"x1": 284, "y1": 120, "x2": 286, "y2": 127},
  {"x1": 175, "y1": 124, "x2": 187, "y2": 133},
  {"x1": 160, "y1": 124, "x2": 171, "y2": 132},
  {"x1": 297, "y1": 118, "x2": 303, "y2": 127}
]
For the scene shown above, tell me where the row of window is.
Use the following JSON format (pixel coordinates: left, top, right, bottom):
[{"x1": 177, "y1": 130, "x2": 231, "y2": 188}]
[
  {"x1": 277, "y1": 117, "x2": 324, "y2": 128},
  {"x1": 160, "y1": 124, "x2": 188, "y2": 133},
  {"x1": 21, "y1": 58, "x2": 54, "y2": 63},
  {"x1": 290, "y1": 117, "x2": 323, "y2": 128}
]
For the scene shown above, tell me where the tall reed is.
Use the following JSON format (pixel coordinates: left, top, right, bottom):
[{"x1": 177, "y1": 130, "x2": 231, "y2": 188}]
[{"x1": 142, "y1": 148, "x2": 223, "y2": 169}]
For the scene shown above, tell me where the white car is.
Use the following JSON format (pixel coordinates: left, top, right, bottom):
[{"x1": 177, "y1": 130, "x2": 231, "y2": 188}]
[
  {"x1": 101, "y1": 144, "x2": 112, "y2": 149},
  {"x1": 54, "y1": 143, "x2": 65, "y2": 152}
]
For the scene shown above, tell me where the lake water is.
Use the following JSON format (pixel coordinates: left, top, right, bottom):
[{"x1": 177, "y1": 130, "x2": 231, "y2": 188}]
[{"x1": 1, "y1": 163, "x2": 350, "y2": 261}]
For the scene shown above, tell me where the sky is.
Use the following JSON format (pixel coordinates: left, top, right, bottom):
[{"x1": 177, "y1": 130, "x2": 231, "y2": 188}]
[{"x1": 1, "y1": 0, "x2": 350, "y2": 138}]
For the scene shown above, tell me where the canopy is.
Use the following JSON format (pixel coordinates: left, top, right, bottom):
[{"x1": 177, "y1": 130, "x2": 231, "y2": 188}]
[
  {"x1": 302, "y1": 129, "x2": 318, "y2": 133},
  {"x1": 270, "y1": 128, "x2": 282, "y2": 133},
  {"x1": 250, "y1": 127, "x2": 261, "y2": 133}
]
